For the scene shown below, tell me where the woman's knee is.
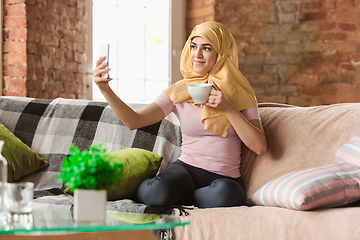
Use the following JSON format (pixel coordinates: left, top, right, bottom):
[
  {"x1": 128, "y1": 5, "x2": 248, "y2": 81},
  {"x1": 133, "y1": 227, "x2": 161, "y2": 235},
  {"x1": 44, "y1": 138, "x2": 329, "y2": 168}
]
[
  {"x1": 194, "y1": 178, "x2": 246, "y2": 208},
  {"x1": 137, "y1": 176, "x2": 166, "y2": 206},
  {"x1": 137, "y1": 164, "x2": 195, "y2": 207}
]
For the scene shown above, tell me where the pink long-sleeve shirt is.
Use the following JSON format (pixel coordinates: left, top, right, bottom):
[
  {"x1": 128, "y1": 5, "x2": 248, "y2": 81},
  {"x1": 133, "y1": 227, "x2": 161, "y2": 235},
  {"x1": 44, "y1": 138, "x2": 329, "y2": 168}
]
[{"x1": 154, "y1": 92, "x2": 260, "y2": 178}]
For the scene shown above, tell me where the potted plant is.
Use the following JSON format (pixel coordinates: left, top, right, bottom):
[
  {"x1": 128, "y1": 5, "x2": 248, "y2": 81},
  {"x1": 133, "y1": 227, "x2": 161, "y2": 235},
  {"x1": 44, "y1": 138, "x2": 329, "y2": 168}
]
[{"x1": 57, "y1": 143, "x2": 124, "y2": 223}]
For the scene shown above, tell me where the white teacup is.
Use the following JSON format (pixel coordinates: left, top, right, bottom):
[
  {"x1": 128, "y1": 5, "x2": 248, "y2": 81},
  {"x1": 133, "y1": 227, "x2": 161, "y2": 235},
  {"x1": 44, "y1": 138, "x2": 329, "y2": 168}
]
[{"x1": 188, "y1": 83, "x2": 213, "y2": 104}]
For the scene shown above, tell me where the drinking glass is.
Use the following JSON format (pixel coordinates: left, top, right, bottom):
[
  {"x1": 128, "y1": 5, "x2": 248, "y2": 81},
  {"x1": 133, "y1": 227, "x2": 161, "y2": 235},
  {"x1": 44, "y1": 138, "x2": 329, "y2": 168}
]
[
  {"x1": 5, "y1": 182, "x2": 34, "y2": 215},
  {"x1": 4, "y1": 182, "x2": 34, "y2": 229}
]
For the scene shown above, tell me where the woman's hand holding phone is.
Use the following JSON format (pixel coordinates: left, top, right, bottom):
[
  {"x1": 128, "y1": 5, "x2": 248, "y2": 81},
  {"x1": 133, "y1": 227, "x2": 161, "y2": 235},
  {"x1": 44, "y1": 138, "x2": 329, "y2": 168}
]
[{"x1": 93, "y1": 56, "x2": 112, "y2": 91}]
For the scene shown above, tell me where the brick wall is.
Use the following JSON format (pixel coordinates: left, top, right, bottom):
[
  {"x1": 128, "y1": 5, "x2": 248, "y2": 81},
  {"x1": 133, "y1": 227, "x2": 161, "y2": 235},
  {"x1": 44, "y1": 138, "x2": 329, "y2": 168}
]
[
  {"x1": 186, "y1": 0, "x2": 215, "y2": 36},
  {"x1": 187, "y1": 0, "x2": 360, "y2": 106},
  {"x1": 3, "y1": 0, "x2": 89, "y2": 99},
  {"x1": 3, "y1": 0, "x2": 27, "y2": 97},
  {"x1": 3, "y1": 0, "x2": 359, "y2": 105}
]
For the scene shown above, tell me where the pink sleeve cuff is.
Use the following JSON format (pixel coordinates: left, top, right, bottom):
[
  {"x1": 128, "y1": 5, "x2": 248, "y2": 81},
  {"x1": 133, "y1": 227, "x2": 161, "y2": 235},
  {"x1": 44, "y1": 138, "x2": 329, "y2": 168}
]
[
  {"x1": 241, "y1": 108, "x2": 260, "y2": 120},
  {"x1": 153, "y1": 92, "x2": 175, "y2": 117}
]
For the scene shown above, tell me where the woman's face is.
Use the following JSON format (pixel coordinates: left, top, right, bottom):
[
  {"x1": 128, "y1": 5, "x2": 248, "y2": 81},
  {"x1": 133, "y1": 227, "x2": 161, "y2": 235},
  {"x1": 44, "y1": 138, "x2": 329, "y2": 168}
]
[{"x1": 190, "y1": 37, "x2": 217, "y2": 75}]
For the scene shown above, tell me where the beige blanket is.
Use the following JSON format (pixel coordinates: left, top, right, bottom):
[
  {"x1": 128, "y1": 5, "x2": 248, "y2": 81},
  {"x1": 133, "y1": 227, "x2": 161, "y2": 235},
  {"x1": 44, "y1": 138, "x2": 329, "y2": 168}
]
[{"x1": 173, "y1": 205, "x2": 360, "y2": 240}]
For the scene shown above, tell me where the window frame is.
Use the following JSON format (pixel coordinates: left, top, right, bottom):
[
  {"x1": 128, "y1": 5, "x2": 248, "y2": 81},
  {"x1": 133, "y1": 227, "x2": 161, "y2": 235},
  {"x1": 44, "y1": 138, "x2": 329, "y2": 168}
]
[
  {"x1": 171, "y1": 0, "x2": 186, "y2": 84},
  {"x1": 0, "y1": 0, "x2": 3, "y2": 96},
  {"x1": 85, "y1": 1, "x2": 93, "y2": 100}
]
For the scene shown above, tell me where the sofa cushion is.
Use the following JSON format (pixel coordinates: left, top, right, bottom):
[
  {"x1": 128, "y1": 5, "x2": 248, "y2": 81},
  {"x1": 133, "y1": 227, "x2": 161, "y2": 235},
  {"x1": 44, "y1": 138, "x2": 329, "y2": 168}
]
[
  {"x1": 249, "y1": 160, "x2": 360, "y2": 210},
  {"x1": 241, "y1": 103, "x2": 360, "y2": 199},
  {"x1": 0, "y1": 122, "x2": 49, "y2": 182},
  {"x1": 64, "y1": 148, "x2": 163, "y2": 200},
  {"x1": 106, "y1": 148, "x2": 163, "y2": 200},
  {"x1": 249, "y1": 133, "x2": 360, "y2": 210}
]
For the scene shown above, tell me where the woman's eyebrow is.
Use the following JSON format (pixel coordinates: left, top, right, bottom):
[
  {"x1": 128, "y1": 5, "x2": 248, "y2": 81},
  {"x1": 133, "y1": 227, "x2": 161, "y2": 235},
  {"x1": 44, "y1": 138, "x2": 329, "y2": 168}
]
[{"x1": 191, "y1": 42, "x2": 213, "y2": 47}]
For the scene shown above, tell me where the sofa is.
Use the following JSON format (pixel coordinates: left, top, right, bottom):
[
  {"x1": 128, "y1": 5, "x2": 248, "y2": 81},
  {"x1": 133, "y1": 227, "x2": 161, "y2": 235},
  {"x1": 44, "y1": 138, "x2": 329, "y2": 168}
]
[{"x1": 1, "y1": 96, "x2": 360, "y2": 240}]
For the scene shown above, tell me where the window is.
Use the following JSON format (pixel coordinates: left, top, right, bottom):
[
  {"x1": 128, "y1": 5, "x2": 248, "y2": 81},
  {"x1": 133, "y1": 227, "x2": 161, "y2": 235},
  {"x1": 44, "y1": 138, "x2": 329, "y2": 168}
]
[{"x1": 92, "y1": 0, "x2": 185, "y2": 103}]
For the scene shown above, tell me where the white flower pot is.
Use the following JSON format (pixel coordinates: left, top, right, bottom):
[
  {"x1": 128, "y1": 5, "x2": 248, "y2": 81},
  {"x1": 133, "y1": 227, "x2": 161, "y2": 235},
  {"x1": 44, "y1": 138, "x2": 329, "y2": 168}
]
[{"x1": 74, "y1": 189, "x2": 107, "y2": 223}]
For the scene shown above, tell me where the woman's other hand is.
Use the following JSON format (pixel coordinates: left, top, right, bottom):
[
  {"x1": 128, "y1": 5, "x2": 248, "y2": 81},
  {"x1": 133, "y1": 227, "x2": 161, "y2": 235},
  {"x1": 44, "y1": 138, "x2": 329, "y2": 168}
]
[
  {"x1": 93, "y1": 56, "x2": 112, "y2": 91},
  {"x1": 204, "y1": 80, "x2": 234, "y2": 112},
  {"x1": 206, "y1": 80, "x2": 267, "y2": 155}
]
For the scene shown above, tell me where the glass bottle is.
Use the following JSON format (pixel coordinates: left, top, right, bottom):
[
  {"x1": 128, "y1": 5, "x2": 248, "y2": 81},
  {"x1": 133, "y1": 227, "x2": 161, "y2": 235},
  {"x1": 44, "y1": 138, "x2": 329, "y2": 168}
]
[{"x1": 0, "y1": 140, "x2": 7, "y2": 219}]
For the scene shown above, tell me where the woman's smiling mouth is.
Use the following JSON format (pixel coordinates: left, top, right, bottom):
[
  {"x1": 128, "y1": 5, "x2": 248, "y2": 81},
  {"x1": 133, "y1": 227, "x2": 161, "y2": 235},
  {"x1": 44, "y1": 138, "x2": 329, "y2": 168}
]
[{"x1": 193, "y1": 60, "x2": 204, "y2": 64}]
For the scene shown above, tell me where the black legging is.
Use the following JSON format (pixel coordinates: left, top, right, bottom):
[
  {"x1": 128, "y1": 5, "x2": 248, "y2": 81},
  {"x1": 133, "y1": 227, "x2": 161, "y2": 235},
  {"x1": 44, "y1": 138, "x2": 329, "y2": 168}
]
[{"x1": 137, "y1": 160, "x2": 246, "y2": 208}]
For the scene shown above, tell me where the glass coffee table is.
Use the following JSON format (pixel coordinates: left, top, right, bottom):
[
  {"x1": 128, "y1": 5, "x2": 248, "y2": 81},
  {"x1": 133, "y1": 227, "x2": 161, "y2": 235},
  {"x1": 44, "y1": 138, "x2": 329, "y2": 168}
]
[{"x1": 0, "y1": 208, "x2": 190, "y2": 240}]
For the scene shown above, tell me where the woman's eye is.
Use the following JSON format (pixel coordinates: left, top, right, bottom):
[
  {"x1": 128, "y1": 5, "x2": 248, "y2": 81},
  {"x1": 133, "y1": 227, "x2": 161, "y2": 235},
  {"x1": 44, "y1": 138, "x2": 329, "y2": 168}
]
[
  {"x1": 190, "y1": 45, "x2": 196, "y2": 49},
  {"x1": 204, "y1": 47, "x2": 211, "y2": 51}
]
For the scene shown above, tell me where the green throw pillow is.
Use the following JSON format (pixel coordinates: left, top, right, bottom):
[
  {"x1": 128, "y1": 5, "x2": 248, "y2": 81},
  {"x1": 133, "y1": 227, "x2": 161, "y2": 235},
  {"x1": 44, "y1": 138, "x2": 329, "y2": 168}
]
[
  {"x1": 65, "y1": 148, "x2": 162, "y2": 200},
  {"x1": 0, "y1": 122, "x2": 49, "y2": 182}
]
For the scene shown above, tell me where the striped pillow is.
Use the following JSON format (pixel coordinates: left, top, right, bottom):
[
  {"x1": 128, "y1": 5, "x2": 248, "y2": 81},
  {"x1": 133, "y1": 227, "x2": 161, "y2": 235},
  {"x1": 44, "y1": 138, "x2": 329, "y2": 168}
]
[{"x1": 248, "y1": 134, "x2": 360, "y2": 210}]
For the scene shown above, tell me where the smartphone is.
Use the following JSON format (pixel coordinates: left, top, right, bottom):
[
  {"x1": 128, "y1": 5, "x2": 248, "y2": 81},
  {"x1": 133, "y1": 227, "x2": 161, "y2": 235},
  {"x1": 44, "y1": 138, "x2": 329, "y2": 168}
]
[{"x1": 100, "y1": 44, "x2": 109, "y2": 78}]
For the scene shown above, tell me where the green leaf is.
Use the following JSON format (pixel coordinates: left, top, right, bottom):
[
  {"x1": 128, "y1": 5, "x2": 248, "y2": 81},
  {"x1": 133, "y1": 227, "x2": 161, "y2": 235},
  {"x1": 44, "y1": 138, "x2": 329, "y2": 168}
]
[{"x1": 57, "y1": 142, "x2": 124, "y2": 190}]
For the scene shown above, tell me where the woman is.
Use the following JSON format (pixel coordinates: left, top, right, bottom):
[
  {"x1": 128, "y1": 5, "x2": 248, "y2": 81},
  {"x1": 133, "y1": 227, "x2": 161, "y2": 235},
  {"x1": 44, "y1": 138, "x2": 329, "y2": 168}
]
[{"x1": 93, "y1": 21, "x2": 267, "y2": 208}]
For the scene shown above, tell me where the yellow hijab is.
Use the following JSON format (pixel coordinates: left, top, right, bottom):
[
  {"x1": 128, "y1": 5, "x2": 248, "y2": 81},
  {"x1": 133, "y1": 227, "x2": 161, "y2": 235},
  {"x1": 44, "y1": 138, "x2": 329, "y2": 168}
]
[{"x1": 164, "y1": 21, "x2": 258, "y2": 137}]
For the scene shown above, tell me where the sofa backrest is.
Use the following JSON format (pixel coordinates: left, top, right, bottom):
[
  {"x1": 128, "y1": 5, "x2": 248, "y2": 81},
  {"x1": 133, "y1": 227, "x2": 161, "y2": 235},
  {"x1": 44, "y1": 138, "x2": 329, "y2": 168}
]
[
  {"x1": 241, "y1": 102, "x2": 360, "y2": 198},
  {"x1": 0, "y1": 97, "x2": 182, "y2": 198}
]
